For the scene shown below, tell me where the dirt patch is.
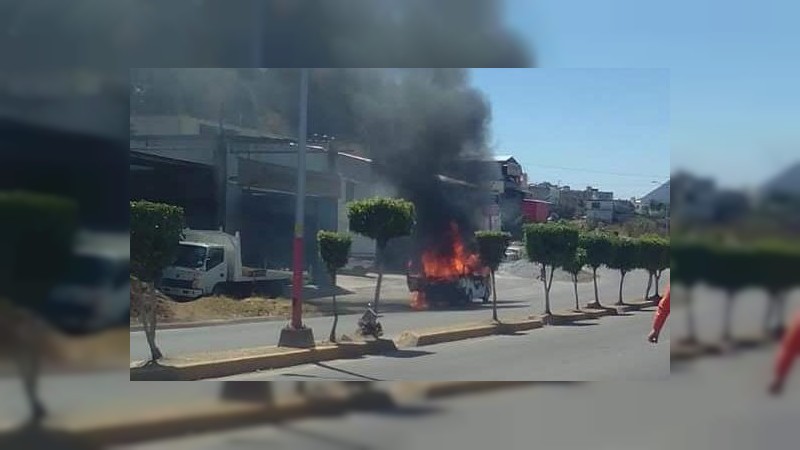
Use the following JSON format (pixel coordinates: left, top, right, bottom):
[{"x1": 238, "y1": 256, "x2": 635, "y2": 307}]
[
  {"x1": 130, "y1": 277, "x2": 319, "y2": 324},
  {"x1": 155, "y1": 296, "x2": 320, "y2": 323}
]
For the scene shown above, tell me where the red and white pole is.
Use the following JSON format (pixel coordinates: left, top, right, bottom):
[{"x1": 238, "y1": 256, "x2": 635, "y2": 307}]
[{"x1": 290, "y1": 68, "x2": 309, "y2": 330}]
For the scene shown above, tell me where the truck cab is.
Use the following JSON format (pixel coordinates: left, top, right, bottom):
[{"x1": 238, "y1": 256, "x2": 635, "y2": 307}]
[{"x1": 160, "y1": 241, "x2": 227, "y2": 299}]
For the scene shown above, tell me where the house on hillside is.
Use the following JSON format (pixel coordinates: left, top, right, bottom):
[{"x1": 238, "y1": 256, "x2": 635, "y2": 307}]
[{"x1": 586, "y1": 188, "x2": 614, "y2": 223}]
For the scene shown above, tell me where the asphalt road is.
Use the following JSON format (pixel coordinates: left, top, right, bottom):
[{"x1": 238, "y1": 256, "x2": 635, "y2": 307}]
[
  {"x1": 218, "y1": 307, "x2": 669, "y2": 381},
  {"x1": 130, "y1": 268, "x2": 661, "y2": 362},
  {"x1": 116, "y1": 345, "x2": 800, "y2": 450}
]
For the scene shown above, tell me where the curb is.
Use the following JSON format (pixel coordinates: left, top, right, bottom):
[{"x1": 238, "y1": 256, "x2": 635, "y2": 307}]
[
  {"x1": 130, "y1": 341, "x2": 393, "y2": 381},
  {"x1": 614, "y1": 299, "x2": 659, "y2": 313},
  {"x1": 396, "y1": 317, "x2": 543, "y2": 347},
  {"x1": 396, "y1": 323, "x2": 498, "y2": 347},
  {"x1": 27, "y1": 382, "x2": 532, "y2": 447},
  {"x1": 55, "y1": 394, "x2": 353, "y2": 447}
]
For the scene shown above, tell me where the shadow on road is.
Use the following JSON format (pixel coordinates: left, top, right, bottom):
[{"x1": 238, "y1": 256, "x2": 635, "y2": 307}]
[
  {"x1": 0, "y1": 423, "x2": 103, "y2": 450},
  {"x1": 311, "y1": 362, "x2": 383, "y2": 382},
  {"x1": 553, "y1": 321, "x2": 599, "y2": 327},
  {"x1": 254, "y1": 423, "x2": 372, "y2": 450},
  {"x1": 381, "y1": 349, "x2": 434, "y2": 359}
]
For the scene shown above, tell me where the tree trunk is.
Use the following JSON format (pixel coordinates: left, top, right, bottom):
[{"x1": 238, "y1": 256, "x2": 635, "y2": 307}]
[
  {"x1": 686, "y1": 286, "x2": 697, "y2": 343},
  {"x1": 573, "y1": 274, "x2": 580, "y2": 311},
  {"x1": 14, "y1": 315, "x2": 45, "y2": 425},
  {"x1": 373, "y1": 243, "x2": 384, "y2": 314},
  {"x1": 616, "y1": 271, "x2": 626, "y2": 305},
  {"x1": 655, "y1": 271, "x2": 662, "y2": 296},
  {"x1": 330, "y1": 270, "x2": 338, "y2": 343},
  {"x1": 141, "y1": 282, "x2": 163, "y2": 362},
  {"x1": 491, "y1": 270, "x2": 499, "y2": 322},
  {"x1": 775, "y1": 292, "x2": 787, "y2": 337},
  {"x1": 763, "y1": 291, "x2": 776, "y2": 336},
  {"x1": 543, "y1": 264, "x2": 554, "y2": 315},
  {"x1": 722, "y1": 290, "x2": 736, "y2": 342},
  {"x1": 645, "y1": 272, "x2": 653, "y2": 301},
  {"x1": 591, "y1": 267, "x2": 601, "y2": 308}
]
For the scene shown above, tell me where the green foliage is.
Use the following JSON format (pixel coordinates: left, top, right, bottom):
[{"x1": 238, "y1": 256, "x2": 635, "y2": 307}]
[
  {"x1": 638, "y1": 236, "x2": 669, "y2": 273},
  {"x1": 657, "y1": 238, "x2": 670, "y2": 272},
  {"x1": 705, "y1": 243, "x2": 753, "y2": 293},
  {"x1": 475, "y1": 231, "x2": 512, "y2": 272},
  {"x1": 0, "y1": 192, "x2": 78, "y2": 306},
  {"x1": 579, "y1": 232, "x2": 614, "y2": 269},
  {"x1": 607, "y1": 237, "x2": 639, "y2": 274},
  {"x1": 672, "y1": 236, "x2": 800, "y2": 295},
  {"x1": 347, "y1": 197, "x2": 414, "y2": 248},
  {"x1": 317, "y1": 231, "x2": 352, "y2": 274},
  {"x1": 671, "y1": 238, "x2": 713, "y2": 287},
  {"x1": 130, "y1": 201, "x2": 185, "y2": 282},
  {"x1": 562, "y1": 247, "x2": 587, "y2": 276},
  {"x1": 523, "y1": 223, "x2": 580, "y2": 267}
]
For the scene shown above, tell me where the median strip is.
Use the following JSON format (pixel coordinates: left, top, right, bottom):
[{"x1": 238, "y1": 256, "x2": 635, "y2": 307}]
[
  {"x1": 2, "y1": 382, "x2": 535, "y2": 447},
  {"x1": 131, "y1": 304, "x2": 654, "y2": 380}
]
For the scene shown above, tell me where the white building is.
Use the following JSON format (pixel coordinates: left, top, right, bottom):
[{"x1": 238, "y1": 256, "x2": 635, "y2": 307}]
[{"x1": 585, "y1": 188, "x2": 614, "y2": 223}]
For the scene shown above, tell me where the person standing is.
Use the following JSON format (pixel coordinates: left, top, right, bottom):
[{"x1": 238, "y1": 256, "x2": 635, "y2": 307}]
[
  {"x1": 648, "y1": 284, "x2": 670, "y2": 343},
  {"x1": 769, "y1": 311, "x2": 800, "y2": 395}
]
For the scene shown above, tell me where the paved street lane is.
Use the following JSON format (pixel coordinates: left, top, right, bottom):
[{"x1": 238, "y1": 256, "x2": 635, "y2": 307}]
[
  {"x1": 130, "y1": 269, "x2": 659, "y2": 362},
  {"x1": 218, "y1": 307, "x2": 669, "y2": 381}
]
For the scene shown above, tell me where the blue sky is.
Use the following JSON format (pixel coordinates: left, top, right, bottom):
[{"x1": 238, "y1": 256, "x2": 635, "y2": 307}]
[
  {"x1": 470, "y1": 69, "x2": 669, "y2": 199},
  {"x1": 489, "y1": 0, "x2": 800, "y2": 192}
]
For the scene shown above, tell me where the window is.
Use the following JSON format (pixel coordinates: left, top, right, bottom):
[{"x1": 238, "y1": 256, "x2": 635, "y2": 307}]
[
  {"x1": 174, "y1": 244, "x2": 207, "y2": 269},
  {"x1": 591, "y1": 202, "x2": 601, "y2": 209},
  {"x1": 206, "y1": 247, "x2": 224, "y2": 270}
]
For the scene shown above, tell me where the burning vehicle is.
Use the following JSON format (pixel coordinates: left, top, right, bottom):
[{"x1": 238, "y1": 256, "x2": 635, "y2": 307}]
[{"x1": 406, "y1": 223, "x2": 491, "y2": 310}]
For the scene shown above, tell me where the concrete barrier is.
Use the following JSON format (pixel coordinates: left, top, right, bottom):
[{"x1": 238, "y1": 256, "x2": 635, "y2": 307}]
[
  {"x1": 395, "y1": 323, "x2": 498, "y2": 347},
  {"x1": 130, "y1": 338, "x2": 401, "y2": 381}
]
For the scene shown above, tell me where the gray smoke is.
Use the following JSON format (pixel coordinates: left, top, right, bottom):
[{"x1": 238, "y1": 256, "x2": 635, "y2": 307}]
[
  {"x1": 131, "y1": 68, "x2": 498, "y2": 258},
  {"x1": 345, "y1": 69, "x2": 497, "y2": 256},
  {"x1": 2, "y1": 0, "x2": 531, "y2": 71}
]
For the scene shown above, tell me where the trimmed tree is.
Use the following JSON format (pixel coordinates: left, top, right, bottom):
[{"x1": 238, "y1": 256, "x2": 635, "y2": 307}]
[
  {"x1": 580, "y1": 232, "x2": 614, "y2": 308},
  {"x1": 317, "y1": 231, "x2": 352, "y2": 343},
  {"x1": 475, "y1": 231, "x2": 512, "y2": 322},
  {"x1": 753, "y1": 241, "x2": 800, "y2": 338},
  {"x1": 639, "y1": 236, "x2": 668, "y2": 300},
  {"x1": 706, "y1": 243, "x2": 751, "y2": 343},
  {"x1": 130, "y1": 200, "x2": 184, "y2": 363},
  {"x1": 524, "y1": 223, "x2": 580, "y2": 316},
  {"x1": 0, "y1": 191, "x2": 77, "y2": 424},
  {"x1": 347, "y1": 197, "x2": 414, "y2": 315},
  {"x1": 757, "y1": 243, "x2": 800, "y2": 338},
  {"x1": 607, "y1": 237, "x2": 639, "y2": 305},
  {"x1": 671, "y1": 238, "x2": 713, "y2": 344},
  {"x1": 562, "y1": 247, "x2": 588, "y2": 312},
  {"x1": 654, "y1": 237, "x2": 670, "y2": 296}
]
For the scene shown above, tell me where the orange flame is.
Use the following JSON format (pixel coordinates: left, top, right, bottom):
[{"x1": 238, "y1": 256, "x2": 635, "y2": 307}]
[
  {"x1": 420, "y1": 222, "x2": 481, "y2": 280},
  {"x1": 410, "y1": 291, "x2": 428, "y2": 310}
]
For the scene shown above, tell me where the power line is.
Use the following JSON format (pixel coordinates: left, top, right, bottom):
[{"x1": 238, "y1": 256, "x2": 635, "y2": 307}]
[{"x1": 527, "y1": 163, "x2": 668, "y2": 180}]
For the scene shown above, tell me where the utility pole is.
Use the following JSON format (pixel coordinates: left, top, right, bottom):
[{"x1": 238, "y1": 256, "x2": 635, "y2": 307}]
[{"x1": 279, "y1": 69, "x2": 315, "y2": 348}]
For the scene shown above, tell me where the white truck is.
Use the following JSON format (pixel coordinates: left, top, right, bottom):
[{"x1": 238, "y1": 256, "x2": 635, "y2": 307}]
[{"x1": 159, "y1": 229, "x2": 291, "y2": 300}]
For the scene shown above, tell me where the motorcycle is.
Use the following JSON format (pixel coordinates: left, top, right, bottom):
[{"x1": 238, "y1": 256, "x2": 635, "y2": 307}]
[{"x1": 358, "y1": 302, "x2": 383, "y2": 338}]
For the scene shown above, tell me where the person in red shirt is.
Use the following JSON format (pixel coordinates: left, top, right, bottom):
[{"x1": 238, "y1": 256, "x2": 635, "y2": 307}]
[
  {"x1": 647, "y1": 285, "x2": 670, "y2": 343},
  {"x1": 769, "y1": 311, "x2": 800, "y2": 395}
]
